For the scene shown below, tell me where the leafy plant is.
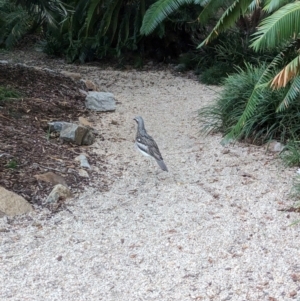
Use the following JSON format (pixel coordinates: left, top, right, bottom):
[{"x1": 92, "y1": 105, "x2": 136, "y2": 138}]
[
  {"x1": 280, "y1": 141, "x2": 300, "y2": 167},
  {"x1": 199, "y1": 63, "x2": 300, "y2": 143},
  {"x1": 0, "y1": 0, "x2": 31, "y2": 49},
  {"x1": 6, "y1": 159, "x2": 18, "y2": 169},
  {"x1": 199, "y1": 63, "x2": 232, "y2": 85},
  {"x1": 0, "y1": 86, "x2": 21, "y2": 105}
]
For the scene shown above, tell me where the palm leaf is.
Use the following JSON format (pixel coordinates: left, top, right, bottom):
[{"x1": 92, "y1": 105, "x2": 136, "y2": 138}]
[
  {"x1": 197, "y1": 0, "x2": 227, "y2": 24},
  {"x1": 276, "y1": 76, "x2": 300, "y2": 112},
  {"x1": 263, "y1": 0, "x2": 291, "y2": 13},
  {"x1": 251, "y1": 2, "x2": 300, "y2": 51},
  {"x1": 98, "y1": 0, "x2": 121, "y2": 37},
  {"x1": 140, "y1": 0, "x2": 205, "y2": 36},
  {"x1": 248, "y1": 0, "x2": 262, "y2": 11},
  {"x1": 198, "y1": 0, "x2": 253, "y2": 47},
  {"x1": 85, "y1": 0, "x2": 103, "y2": 35},
  {"x1": 271, "y1": 54, "x2": 300, "y2": 88},
  {"x1": 221, "y1": 54, "x2": 284, "y2": 144}
]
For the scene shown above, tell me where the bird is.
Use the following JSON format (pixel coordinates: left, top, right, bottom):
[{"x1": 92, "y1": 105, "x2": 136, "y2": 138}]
[{"x1": 133, "y1": 116, "x2": 168, "y2": 172}]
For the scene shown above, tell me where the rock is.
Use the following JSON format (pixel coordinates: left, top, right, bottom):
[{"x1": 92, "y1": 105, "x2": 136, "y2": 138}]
[
  {"x1": 85, "y1": 91, "x2": 116, "y2": 112},
  {"x1": 82, "y1": 130, "x2": 95, "y2": 145},
  {"x1": 34, "y1": 172, "x2": 67, "y2": 187},
  {"x1": 78, "y1": 116, "x2": 93, "y2": 127},
  {"x1": 60, "y1": 123, "x2": 87, "y2": 145},
  {"x1": 75, "y1": 154, "x2": 91, "y2": 169},
  {"x1": 80, "y1": 79, "x2": 99, "y2": 91},
  {"x1": 45, "y1": 184, "x2": 72, "y2": 204},
  {"x1": 174, "y1": 63, "x2": 186, "y2": 72},
  {"x1": 60, "y1": 71, "x2": 81, "y2": 80},
  {"x1": 265, "y1": 140, "x2": 285, "y2": 152},
  {"x1": 0, "y1": 60, "x2": 9, "y2": 65},
  {"x1": 48, "y1": 121, "x2": 64, "y2": 132},
  {"x1": 48, "y1": 122, "x2": 95, "y2": 145},
  {"x1": 78, "y1": 169, "x2": 89, "y2": 178},
  {"x1": 0, "y1": 187, "x2": 33, "y2": 216}
]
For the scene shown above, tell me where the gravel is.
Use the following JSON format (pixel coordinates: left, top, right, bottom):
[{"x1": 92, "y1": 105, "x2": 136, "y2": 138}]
[{"x1": 1, "y1": 66, "x2": 300, "y2": 301}]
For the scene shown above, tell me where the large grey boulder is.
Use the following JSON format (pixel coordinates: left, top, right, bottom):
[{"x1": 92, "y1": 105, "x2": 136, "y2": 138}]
[
  {"x1": 85, "y1": 91, "x2": 116, "y2": 112},
  {"x1": 0, "y1": 187, "x2": 33, "y2": 216}
]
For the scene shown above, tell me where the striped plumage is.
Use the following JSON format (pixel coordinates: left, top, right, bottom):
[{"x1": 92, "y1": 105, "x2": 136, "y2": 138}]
[{"x1": 133, "y1": 116, "x2": 168, "y2": 172}]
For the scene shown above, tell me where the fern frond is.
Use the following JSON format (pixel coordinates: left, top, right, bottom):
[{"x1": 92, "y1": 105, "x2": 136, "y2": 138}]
[
  {"x1": 251, "y1": 2, "x2": 300, "y2": 51},
  {"x1": 276, "y1": 76, "x2": 300, "y2": 112}
]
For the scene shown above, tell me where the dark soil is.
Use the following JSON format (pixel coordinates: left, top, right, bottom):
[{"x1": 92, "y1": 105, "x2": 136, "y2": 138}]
[{"x1": 0, "y1": 63, "x2": 109, "y2": 205}]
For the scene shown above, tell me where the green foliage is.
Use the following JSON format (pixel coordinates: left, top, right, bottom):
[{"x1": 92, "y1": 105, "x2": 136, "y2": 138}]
[
  {"x1": 199, "y1": 63, "x2": 232, "y2": 85},
  {"x1": 280, "y1": 141, "x2": 300, "y2": 167},
  {"x1": 6, "y1": 159, "x2": 18, "y2": 169},
  {"x1": 0, "y1": 0, "x2": 31, "y2": 49},
  {"x1": 251, "y1": 2, "x2": 300, "y2": 51},
  {"x1": 291, "y1": 175, "x2": 300, "y2": 201},
  {"x1": 199, "y1": 63, "x2": 300, "y2": 143},
  {"x1": 0, "y1": 86, "x2": 21, "y2": 105},
  {"x1": 140, "y1": 0, "x2": 199, "y2": 36}
]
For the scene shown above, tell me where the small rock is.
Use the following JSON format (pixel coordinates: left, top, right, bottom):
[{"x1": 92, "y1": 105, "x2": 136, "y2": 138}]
[
  {"x1": 85, "y1": 91, "x2": 116, "y2": 112},
  {"x1": 0, "y1": 60, "x2": 9, "y2": 65},
  {"x1": 111, "y1": 120, "x2": 119, "y2": 125},
  {"x1": 0, "y1": 186, "x2": 33, "y2": 216},
  {"x1": 34, "y1": 172, "x2": 67, "y2": 187},
  {"x1": 60, "y1": 71, "x2": 81, "y2": 80},
  {"x1": 78, "y1": 169, "x2": 89, "y2": 178},
  {"x1": 75, "y1": 154, "x2": 91, "y2": 169},
  {"x1": 80, "y1": 79, "x2": 99, "y2": 91},
  {"x1": 174, "y1": 63, "x2": 186, "y2": 72},
  {"x1": 265, "y1": 140, "x2": 285, "y2": 152},
  {"x1": 45, "y1": 184, "x2": 72, "y2": 204},
  {"x1": 48, "y1": 121, "x2": 65, "y2": 132}
]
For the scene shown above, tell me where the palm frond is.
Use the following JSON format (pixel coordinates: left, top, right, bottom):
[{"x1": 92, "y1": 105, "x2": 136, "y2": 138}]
[
  {"x1": 198, "y1": 0, "x2": 253, "y2": 47},
  {"x1": 251, "y1": 2, "x2": 300, "y2": 51},
  {"x1": 16, "y1": 0, "x2": 68, "y2": 26},
  {"x1": 276, "y1": 76, "x2": 300, "y2": 112},
  {"x1": 271, "y1": 54, "x2": 300, "y2": 88},
  {"x1": 221, "y1": 54, "x2": 284, "y2": 144},
  {"x1": 263, "y1": 0, "x2": 291, "y2": 13},
  {"x1": 98, "y1": 0, "x2": 121, "y2": 37},
  {"x1": 197, "y1": 0, "x2": 225, "y2": 24},
  {"x1": 140, "y1": 0, "x2": 204, "y2": 36},
  {"x1": 248, "y1": 0, "x2": 262, "y2": 11}
]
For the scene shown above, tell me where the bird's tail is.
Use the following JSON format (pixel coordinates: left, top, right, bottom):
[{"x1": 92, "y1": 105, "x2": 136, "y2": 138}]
[{"x1": 156, "y1": 159, "x2": 168, "y2": 172}]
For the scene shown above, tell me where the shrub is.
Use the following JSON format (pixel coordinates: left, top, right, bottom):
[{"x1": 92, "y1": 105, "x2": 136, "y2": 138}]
[
  {"x1": 199, "y1": 63, "x2": 300, "y2": 144},
  {"x1": 199, "y1": 63, "x2": 232, "y2": 86}
]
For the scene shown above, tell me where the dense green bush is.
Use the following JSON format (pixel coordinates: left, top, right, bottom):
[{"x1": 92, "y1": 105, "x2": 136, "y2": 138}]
[
  {"x1": 199, "y1": 63, "x2": 300, "y2": 144},
  {"x1": 0, "y1": 0, "x2": 31, "y2": 49}
]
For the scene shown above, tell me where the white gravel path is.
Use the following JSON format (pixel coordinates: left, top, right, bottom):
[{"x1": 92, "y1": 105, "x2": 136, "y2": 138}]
[{"x1": 1, "y1": 66, "x2": 300, "y2": 301}]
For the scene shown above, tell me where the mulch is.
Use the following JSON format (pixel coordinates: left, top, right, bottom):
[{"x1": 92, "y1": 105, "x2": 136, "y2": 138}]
[{"x1": 0, "y1": 63, "x2": 109, "y2": 205}]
